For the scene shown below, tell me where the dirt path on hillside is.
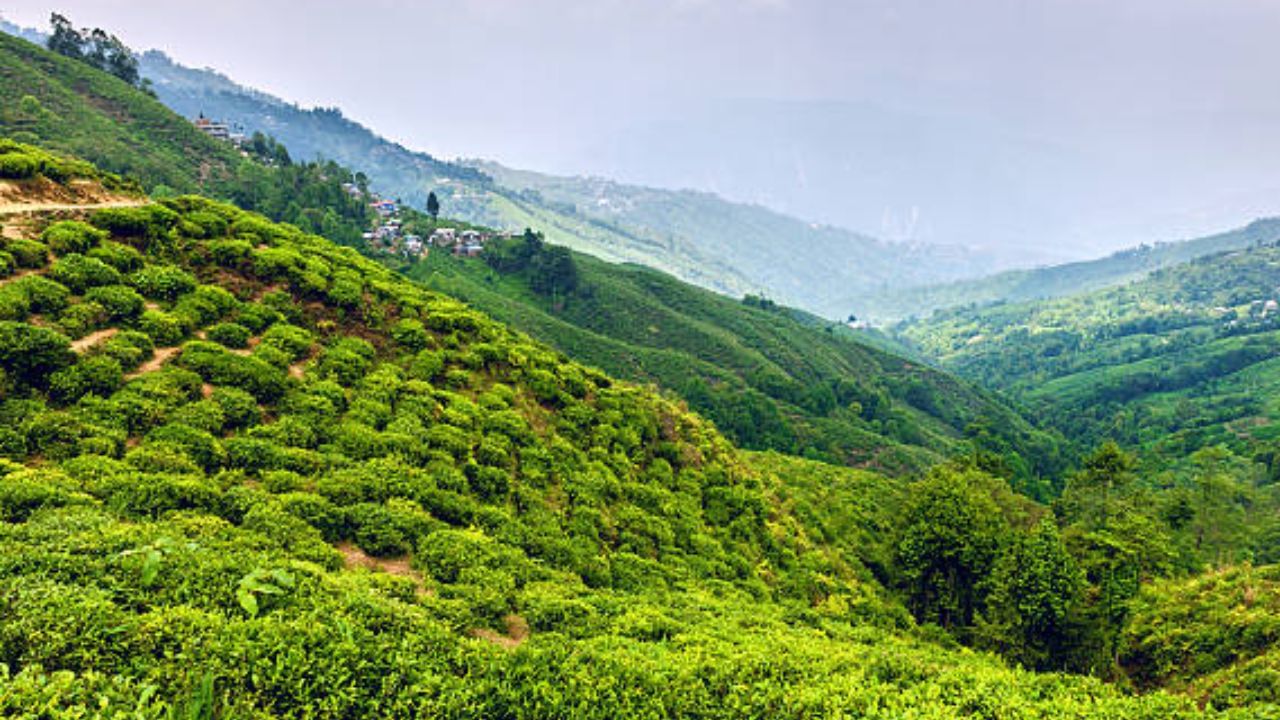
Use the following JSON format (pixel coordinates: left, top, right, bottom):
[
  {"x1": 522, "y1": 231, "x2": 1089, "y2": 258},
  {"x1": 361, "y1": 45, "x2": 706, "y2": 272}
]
[
  {"x1": 0, "y1": 269, "x2": 39, "y2": 288},
  {"x1": 70, "y1": 327, "x2": 119, "y2": 353},
  {"x1": 125, "y1": 346, "x2": 181, "y2": 378},
  {"x1": 0, "y1": 199, "x2": 149, "y2": 216}
]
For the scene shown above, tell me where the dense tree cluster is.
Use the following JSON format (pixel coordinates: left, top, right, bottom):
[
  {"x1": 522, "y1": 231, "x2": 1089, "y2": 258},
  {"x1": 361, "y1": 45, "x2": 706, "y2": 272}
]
[{"x1": 46, "y1": 13, "x2": 144, "y2": 90}]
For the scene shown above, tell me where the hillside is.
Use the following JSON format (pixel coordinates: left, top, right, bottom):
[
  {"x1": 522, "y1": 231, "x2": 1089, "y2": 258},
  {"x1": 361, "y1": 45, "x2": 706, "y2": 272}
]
[
  {"x1": 0, "y1": 31, "x2": 379, "y2": 248},
  {"x1": 861, "y1": 218, "x2": 1280, "y2": 322},
  {"x1": 466, "y1": 161, "x2": 999, "y2": 318},
  {"x1": 0, "y1": 30, "x2": 241, "y2": 194},
  {"x1": 403, "y1": 240, "x2": 1065, "y2": 495},
  {"x1": 115, "y1": 44, "x2": 1006, "y2": 319},
  {"x1": 896, "y1": 241, "x2": 1280, "y2": 465},
  {"x1": 0, "y1": 149, "x2": 1237, "y2": 718}
]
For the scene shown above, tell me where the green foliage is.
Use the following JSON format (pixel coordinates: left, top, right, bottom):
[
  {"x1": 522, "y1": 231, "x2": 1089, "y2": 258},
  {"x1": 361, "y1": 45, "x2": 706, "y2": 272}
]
[
  {"x1": 0, "y1": 146, "x2": 1266, "y2": 715},
  {"x1": 982, "y1": 518, "x2": 1086, "y2": 671},
  {"x1": 83, "y1": 284, "x2": 144, "y2": 321},
  {"x1": 895, "y1": 466, "x2": 1010, "y2": 634},
  {"x1": 205, "y1": 322, "x2": 252, "y2": 349},
  {"x1": 40, "y1": 220, "x2": 107, "y2": 255},
  {"x1": 896, "y1": 240, "x2": 1280, "y2": 464},
  {"x1": 0, "y1": 321, "x2": 73, "y2": 388},
  {"x1": 48, "y1": 252, "x2": 120, "y2": 292},
  {"x1": 412, "y1": 247, "x2": 1062, "y2": 482},
  {"x1": 5, "y1": 238, "x2": 49, "y2": 269},
  {"x1": 1123, "y1": 564, "x2": 1280, "y2": 709},
  {"x1": 128, "y1": 264, "x2": 196, "y2": 300}
]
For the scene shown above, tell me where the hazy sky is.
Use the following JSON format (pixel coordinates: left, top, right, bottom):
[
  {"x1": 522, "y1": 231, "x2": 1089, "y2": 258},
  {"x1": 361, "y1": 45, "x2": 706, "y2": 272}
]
[{"x1": 5, "y1": 0, "x2": 1280, "y2": 260}]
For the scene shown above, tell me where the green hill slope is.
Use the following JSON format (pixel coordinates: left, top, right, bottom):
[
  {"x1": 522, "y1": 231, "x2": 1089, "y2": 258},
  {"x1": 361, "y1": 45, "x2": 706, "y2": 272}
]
[
  {"x1": 0, "y1": 30, "x2": 240, "y2": 192},
  {"x1": 0, "y1": 31, "x2": 377, "y2": 247},
  {"x1": 1121, "y1": 564, "x2": 1280, "y2": 710},
  {"x1": 896, "y1": 241, "x2": 1280, "y2": 464},
  {"x1": 0, "y1": 152, "x2": 1229, "y2": 718},
  {"x1": 0, "y1": 25, "x2": 1063, "y2": 490},
  {"x1": 404, "y1": 242, "x2": 1065, "y2": 494},
  {"x1": 862, "y1": 218, "x2": 1280, "y2": 322}
]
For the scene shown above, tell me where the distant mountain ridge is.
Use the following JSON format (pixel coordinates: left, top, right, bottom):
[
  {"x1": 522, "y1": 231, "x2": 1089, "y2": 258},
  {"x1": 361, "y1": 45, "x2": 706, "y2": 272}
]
[
  {"x1": 116, "y1": 38, "x2": 1001, "y2": 319},
  {"x1": 854, "y1": 217, "x2": 1280, "y2": 322}
]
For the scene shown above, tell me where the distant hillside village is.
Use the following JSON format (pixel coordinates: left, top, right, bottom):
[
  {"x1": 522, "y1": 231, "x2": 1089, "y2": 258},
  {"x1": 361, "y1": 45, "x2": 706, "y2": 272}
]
[
  {"x1": 191, "y1": 113, "x2": 509, "y2": 260},
  {"x1": 354, "y1": 189, "x2": 505, "y2": 259}
]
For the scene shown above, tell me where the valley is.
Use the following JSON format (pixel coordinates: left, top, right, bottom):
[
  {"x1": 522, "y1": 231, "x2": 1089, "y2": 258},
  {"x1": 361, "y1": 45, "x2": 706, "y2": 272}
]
[{"x1": 0, "y1": 14, "x2": 1276, "y2": 719}]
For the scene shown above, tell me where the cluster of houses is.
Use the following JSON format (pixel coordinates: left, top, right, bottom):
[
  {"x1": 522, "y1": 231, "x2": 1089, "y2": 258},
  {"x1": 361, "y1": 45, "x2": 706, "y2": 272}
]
[
  {"x1": 428, "y1": 228, "x2": 489, "y2": 257},
  {"x1": 191, "y1": 122, "x2": 504, "y2": 261},
  {"x1": 350, "y1": 189, "x2": 498, "y2": 260}
]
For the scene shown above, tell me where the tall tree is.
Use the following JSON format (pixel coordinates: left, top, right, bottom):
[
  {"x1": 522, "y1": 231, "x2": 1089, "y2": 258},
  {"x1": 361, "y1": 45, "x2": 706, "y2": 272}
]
[
  {"x1": 1057, "y1": 442, "x2": 1172, "y2": 674},
  {"x1": 46, "y1": 13, "x2": 84, "y2": 60},
  {"x1": 982, "y1": 518, "x2": 1086, "y2": 671},
  {"x1": 896, "y1": 466, "x2": 1010, "y2": 635},
  {"x1": 426, "y1": 191, "x2": 440, "y2": 220}
]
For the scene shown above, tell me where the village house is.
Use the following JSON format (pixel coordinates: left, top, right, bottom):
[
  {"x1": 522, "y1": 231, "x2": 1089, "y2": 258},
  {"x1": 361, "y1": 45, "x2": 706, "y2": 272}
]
[
  {"x1": 403, "y1": 235, "x2": 426, "y2": 257},
  {"x1": 430, "y1": 228, "x2": 457, "y2": 247},
  {"x1": 193, "y1": 114, "x2": 231, "y2": 141},
  {"x1": 454, "y1": 241, "x2": 484, "y2": 257}
]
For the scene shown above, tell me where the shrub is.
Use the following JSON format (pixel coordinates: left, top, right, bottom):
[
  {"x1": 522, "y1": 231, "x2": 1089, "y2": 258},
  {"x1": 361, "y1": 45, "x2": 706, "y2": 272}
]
[
  {"x1": 100, "y1": 331, "x2": 155, "y2": 371},
  {"x1": 49, "y1": 254, "x2": 122, "y2": 293},
  {"x1": 41, "y1": 221, "x2": 108, "y2": 255},
  {"x1": 208, "y1": 238, "x2": 253, "y2": 268},
  {"x1": 99, "y1": 468, "x2": 220, "y2": 515},
  {"x1": 346, "y1": 503, "x2": 411, "y2": 557},
  {"x1": 138, "y1": 310, "x2": 186, "y2": 346},
  {"x1": 56, "y1": 302, "x2": 105, "y2": 339},
  {"x1": 48, "y1": 355, "x2": 124, "y2": 403},
  {"x1": 90, "y1": 205, "x2": 179, "y2": 242},
  {"x1": 178, "y1": 342, "x2": 287, "y2": 401},
  {"x1": 13, "y1": 275, "x2": 71, "y2": 314},
  {"x1": 0, "y1": 322, "x2": 73, "y2": 387},
  {"x1": 277, "y1": 492, "x2": 345, "y2": 540},
  {"x1": 190, "y1": 285, "x2": 239, "y2": 318},
  {"x1": 224, "y1": 437, "x2": 286, "y2": 474},
  {"x1": 318, "y1": 338, "x2": 375, "y2": 385},
  {"x1": 469, "y1": 465, "x2": 511, "y2": 502},
  {"x1": 260, "y1": 324, "x2": 312, "y2": 360},
  {"x1": 262, "y1": 470, "x2": 305, "y2": 494},
  {"x1": 84, "y1": 285, "x2": 145, "y2": 322},
  {"x1": 87, "y1": 241, "x2": 143, "y2": 272},
  {"x1": 128, "y1": 265, "x2": 197, "y2": 301},
  {"x1": 0, "y1": 152, "x2": 39, "y2": 179},
  {"x1": 180, "y1": 210, "x2": 229, "y2": 239},
  {"x1": 23, "y1": 411, "x2": 88, "y2": 460},
  {"x1": 391, "y1": 318, "x2": 431, "y2": 351},
  {"x1": 212, "y1": 387, "x2": 260, "y2": 429},
  {"x1": 253, "y1": 247, "x2": 305, "y2": 280},
  {"x1": 146, "y1": 423, "x2": 225, "y2": 471},
  {"x1": 236, "y1": 303, "x2": 281, "y2": 333},
  {"x1": 252, "y1": 343, "x2": 292, "y2": 370},
  {"x1": 6, "y1": 239, "x2": 48, "y2": 269},
  {"x1": 206, "y1": 323, "x2": 253, "y2": 349},
  {"x1": 168, "y1": 399, "x2": 226, "y2": 434}
]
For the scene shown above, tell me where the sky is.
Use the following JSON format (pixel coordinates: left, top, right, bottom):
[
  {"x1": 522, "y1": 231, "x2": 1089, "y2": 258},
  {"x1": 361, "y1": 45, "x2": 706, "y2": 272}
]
[{"x1": 5, "y1": 0, "x2": 1280, "y2": 262}]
